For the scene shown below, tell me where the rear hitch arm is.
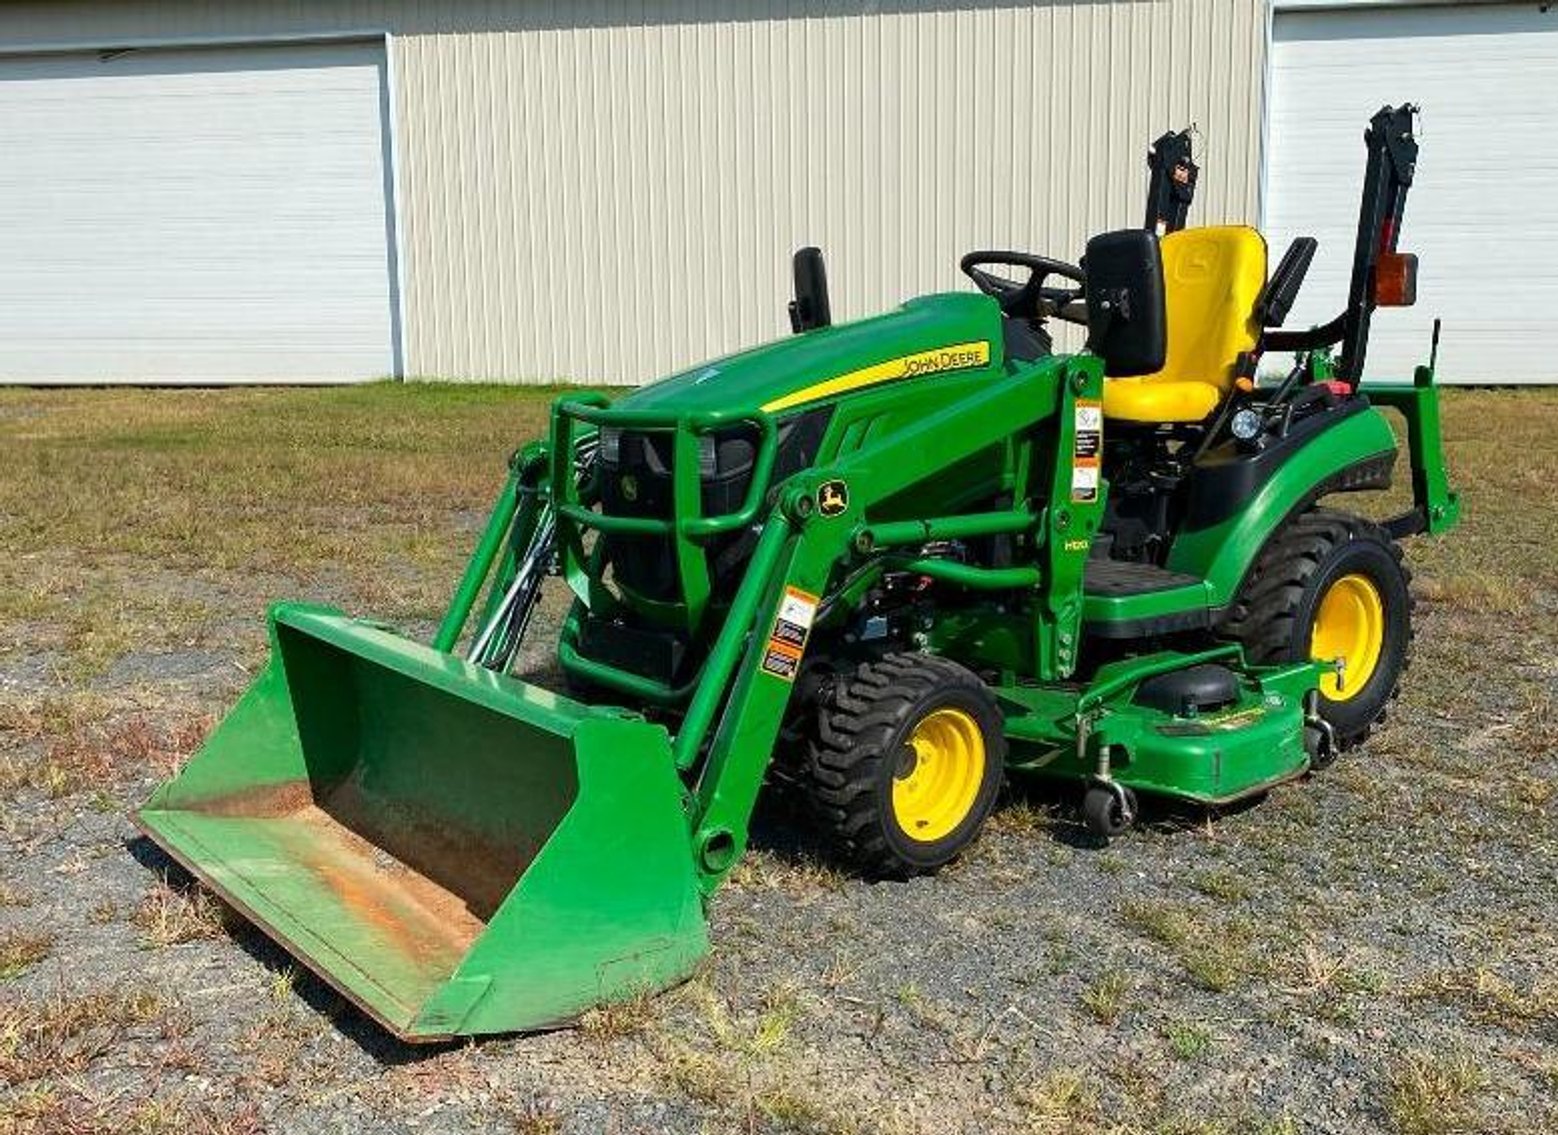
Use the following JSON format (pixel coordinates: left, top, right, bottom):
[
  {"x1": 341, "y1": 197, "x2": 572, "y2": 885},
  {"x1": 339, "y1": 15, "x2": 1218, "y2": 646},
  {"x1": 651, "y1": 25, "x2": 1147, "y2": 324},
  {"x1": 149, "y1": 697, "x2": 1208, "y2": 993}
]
[{"x1": 1358, "y1": 331, "x2": 1461, "y2": 538}]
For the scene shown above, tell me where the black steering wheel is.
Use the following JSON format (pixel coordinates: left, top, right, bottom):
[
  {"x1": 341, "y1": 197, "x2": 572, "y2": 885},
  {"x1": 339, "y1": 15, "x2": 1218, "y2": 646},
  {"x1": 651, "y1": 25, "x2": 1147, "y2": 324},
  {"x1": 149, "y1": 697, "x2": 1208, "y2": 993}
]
[{"x1": 959, "y1": 251, "x2": 1085, "y2": 319}]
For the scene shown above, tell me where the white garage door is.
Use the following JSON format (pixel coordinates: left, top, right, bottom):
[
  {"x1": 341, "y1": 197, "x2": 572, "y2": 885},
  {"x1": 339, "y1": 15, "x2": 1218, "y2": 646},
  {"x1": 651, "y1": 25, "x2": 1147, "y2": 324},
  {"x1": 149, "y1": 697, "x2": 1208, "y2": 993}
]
[
  {"x1": 0, "y1": 40, "x2": 398, "y2": 383},
  {"x1": 1265, "y1": 4, "x2": 1558, "y2": 384}
]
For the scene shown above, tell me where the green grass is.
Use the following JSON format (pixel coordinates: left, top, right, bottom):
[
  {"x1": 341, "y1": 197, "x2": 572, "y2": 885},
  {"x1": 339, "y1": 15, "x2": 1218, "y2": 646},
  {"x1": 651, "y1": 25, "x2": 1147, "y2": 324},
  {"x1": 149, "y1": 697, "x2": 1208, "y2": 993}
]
[
  {"x1": 1162, "y1": 1019, "x2": 1213, "y2": 1061},
  {"x1": 0, "y1": 383, "x2": 575, "y2": 642},
  {"x1": 0, "y1": 382, "x2": 1549, "y2": 697},
  {"x1": 1081, "y1": 969, "x2": 1131, "y2": 1024},
  {"x1": 0, "y1": 384, "x2": 592, "y2": 823}
]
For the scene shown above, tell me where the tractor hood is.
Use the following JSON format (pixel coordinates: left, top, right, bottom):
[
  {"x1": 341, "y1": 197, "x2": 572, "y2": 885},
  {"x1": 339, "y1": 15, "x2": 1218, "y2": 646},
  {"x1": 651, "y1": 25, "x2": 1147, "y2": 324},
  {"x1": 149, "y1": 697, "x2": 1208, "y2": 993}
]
[{"x1": 619, "y1": 292, "x2": 1005, "y2": 417}]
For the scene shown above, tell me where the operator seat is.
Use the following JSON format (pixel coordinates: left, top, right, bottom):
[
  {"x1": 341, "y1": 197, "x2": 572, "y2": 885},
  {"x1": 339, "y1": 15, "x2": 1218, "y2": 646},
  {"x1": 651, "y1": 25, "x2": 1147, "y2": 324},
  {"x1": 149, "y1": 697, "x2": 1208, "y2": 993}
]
[{"x1": 1102, "y1": 226, "x2": 1267, "y2": 424}]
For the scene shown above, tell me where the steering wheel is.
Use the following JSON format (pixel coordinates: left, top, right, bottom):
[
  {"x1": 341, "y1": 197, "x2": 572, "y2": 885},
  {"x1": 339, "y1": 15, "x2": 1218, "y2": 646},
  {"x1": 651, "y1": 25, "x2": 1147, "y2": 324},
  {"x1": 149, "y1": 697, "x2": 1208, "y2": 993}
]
[{"x1": 959, "y1": 251, "x2": 1085, "y2": 319}]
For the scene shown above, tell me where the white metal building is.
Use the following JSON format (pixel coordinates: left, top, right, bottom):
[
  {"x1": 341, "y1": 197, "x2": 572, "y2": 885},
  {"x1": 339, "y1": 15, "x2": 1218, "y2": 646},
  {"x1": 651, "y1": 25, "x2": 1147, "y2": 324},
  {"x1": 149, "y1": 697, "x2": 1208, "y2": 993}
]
[
  {"x1": 1264, "y1": 1, "x2": 1558, "y2": 383},
  {"x1": 0, "y1": 1, "x2": 1549, "y2": 385}
]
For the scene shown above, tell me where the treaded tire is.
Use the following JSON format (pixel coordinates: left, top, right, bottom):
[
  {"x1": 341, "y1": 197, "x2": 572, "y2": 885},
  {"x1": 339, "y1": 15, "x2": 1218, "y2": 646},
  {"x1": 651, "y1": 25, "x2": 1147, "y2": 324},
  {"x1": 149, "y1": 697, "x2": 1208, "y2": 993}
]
[
  {"x1": 1222, "y1": 507, "x2": 1413, "y2": 749},
  {"x1": 804, "y1": 652, "x2": 1005, "y2": 879}
]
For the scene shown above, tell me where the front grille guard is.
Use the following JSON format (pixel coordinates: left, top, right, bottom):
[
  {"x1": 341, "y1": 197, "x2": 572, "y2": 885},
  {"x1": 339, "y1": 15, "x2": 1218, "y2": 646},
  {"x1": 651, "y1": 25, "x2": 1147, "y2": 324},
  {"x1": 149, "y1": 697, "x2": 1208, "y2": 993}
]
[
  {"x1": 549, "y1": 395, "x2": 779, "y2": 541},
  {"x1": 549, "y1": 396, "x2": 781, "y2": 703}
]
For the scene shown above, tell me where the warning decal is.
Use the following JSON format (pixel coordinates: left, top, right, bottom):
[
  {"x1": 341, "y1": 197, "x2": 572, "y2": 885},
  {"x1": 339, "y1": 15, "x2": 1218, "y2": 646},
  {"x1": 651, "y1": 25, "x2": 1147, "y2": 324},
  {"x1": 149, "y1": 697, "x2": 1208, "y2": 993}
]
[
  {"x1": 1072, "y1": 399, "x2": 1103, "y2": 503},
  {"x1": 761, "y1": 586, "x2": 819, "y2": 682}
]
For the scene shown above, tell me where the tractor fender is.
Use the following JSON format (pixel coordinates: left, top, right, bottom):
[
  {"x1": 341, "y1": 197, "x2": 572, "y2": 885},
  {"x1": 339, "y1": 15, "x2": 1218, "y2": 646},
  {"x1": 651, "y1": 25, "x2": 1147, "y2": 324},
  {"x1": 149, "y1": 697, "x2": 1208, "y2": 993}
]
[{"x1": 1165, "y1": 404, "x2": 1399, "y2": 608}]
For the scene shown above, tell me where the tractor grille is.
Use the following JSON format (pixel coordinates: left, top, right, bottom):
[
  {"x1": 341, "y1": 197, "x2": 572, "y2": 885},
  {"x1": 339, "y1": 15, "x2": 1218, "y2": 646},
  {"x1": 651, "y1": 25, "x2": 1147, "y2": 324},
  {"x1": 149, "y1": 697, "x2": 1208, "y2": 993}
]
[{"x1": 596, "y1": 408, "x2": 832, "y2": 603}]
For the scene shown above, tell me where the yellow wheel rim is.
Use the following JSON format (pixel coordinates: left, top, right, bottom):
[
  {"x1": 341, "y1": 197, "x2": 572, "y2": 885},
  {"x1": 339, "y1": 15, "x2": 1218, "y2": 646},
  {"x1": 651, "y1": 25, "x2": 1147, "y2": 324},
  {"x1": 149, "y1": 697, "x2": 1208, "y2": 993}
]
[
  {"x1": 891, "y1": 707, "x2": 986, "y2": 843},
  {"x1": 1310, "y1": 573, "x2": 1385, "y2": 702}
]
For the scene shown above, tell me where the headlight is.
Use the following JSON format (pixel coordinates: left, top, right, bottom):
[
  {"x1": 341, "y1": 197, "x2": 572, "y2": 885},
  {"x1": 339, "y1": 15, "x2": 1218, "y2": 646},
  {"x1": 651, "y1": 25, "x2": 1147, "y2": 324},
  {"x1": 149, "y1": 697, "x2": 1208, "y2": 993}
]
[
  {"x1": 599, "y1": 426, "x2": 622, "y2": 464},
  {"x1": 1230, "y1": 408, "x2": 1264, "y2": 442},
  {"x1": 697, "y1": 434, "x2": 718, "y2": 478}
]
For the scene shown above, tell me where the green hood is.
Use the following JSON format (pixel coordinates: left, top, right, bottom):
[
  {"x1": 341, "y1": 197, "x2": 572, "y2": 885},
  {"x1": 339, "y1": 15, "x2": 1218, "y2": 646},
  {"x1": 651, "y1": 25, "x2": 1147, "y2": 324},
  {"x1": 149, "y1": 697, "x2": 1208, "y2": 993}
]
[{"x1": 618, "y1": 292, "x2": 1005, "y2": 416}]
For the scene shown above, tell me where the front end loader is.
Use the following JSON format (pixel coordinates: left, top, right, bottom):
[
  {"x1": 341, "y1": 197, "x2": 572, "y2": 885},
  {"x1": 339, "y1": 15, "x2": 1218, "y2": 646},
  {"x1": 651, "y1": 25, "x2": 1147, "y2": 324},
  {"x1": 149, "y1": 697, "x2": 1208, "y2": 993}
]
[{"x1": 139, "y1": 103, "x2": 1457, "y2": 1041}]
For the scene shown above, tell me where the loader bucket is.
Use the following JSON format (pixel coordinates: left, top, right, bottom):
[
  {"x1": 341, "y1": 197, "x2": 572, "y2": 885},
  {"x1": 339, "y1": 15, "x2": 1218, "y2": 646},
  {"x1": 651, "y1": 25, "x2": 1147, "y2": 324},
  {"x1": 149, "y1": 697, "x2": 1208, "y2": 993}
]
[{"x1": 137, "y1": 603, "x2": 708, "y2": 1042}]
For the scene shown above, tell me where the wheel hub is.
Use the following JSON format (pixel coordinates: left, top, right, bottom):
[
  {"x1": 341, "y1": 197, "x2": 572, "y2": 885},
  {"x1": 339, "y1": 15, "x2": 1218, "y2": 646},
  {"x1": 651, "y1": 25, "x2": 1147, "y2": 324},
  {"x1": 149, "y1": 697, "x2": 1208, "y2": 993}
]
[
  {"x1": 891, "y1": 707, "x2": 985, "y2": 843},
  {"x1": 1310, "y1": 573, "x2": 1385, "y2": 702}
]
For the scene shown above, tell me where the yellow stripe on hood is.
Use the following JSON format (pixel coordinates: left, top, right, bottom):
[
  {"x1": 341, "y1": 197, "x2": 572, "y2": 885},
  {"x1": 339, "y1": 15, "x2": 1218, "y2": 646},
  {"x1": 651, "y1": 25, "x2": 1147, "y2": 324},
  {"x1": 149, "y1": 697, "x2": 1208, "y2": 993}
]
[{"x1": 761, "y1": 340, "x2": 990, "y2": 413}]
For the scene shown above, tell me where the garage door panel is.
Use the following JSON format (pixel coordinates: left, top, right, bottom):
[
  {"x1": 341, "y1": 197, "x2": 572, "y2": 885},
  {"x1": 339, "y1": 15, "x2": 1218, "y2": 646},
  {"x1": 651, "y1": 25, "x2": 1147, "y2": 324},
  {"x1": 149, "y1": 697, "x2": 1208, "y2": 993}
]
[
  {"x1": 0, "y1": 40, "x2": 396, "y2": 384},
  {"x1": 1266, "y1": 4, "x2": 1558, "y2": 384}
]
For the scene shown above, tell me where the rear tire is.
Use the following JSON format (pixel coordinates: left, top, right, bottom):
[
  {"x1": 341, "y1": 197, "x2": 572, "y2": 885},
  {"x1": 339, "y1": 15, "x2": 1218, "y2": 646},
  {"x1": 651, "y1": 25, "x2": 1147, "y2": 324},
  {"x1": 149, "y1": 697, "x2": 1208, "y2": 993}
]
[
  {"x1": 803, "y1": 653, "x2": 1005, "y2": 878},
  {"x1": 1223, "y1": 507, "x2": 1412, "y2": 749}
]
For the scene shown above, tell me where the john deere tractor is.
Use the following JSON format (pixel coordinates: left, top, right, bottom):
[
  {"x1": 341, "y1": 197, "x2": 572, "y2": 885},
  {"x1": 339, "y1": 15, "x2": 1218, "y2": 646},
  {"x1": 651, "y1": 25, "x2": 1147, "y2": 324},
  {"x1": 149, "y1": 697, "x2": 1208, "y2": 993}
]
[{"x1": 139, "y1": 104, "x2": 1457, "y2": 1040}]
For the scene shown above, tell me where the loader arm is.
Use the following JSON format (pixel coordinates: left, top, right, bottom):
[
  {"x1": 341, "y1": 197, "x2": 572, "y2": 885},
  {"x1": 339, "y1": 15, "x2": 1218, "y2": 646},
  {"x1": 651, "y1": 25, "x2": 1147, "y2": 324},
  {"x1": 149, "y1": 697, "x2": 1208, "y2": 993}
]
[{"x1": 682, "y1": 355, "x2": 1106, "y2": 891}]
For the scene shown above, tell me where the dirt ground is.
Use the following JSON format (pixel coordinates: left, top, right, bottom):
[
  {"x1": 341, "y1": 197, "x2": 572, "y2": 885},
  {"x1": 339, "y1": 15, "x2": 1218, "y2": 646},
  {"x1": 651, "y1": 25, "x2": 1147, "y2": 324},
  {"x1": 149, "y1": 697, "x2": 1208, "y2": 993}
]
[{"x1": 1, "y1": 384, "x2": 1554, "y2": 1135}]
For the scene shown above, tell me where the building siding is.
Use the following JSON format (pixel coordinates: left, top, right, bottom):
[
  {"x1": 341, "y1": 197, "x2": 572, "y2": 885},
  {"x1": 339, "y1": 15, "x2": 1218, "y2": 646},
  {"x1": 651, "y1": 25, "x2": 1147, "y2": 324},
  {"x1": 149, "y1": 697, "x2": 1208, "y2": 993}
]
[{"x1": 0, "y1": 0, "x2": 1267, "y2": 384}]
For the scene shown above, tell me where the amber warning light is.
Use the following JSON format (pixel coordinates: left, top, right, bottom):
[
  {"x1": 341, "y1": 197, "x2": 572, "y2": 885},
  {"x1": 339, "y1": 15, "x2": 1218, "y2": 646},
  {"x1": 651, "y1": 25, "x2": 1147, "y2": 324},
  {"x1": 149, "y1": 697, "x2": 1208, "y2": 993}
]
[{"x1": 1373, "y1": 251, "x2": 1419, "y2": 307}]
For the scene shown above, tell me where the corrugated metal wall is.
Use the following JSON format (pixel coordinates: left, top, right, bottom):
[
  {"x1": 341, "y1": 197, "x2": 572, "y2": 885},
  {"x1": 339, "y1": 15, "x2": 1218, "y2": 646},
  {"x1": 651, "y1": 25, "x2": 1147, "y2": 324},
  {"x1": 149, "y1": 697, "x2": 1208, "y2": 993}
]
[{"x1": 0, "y1": 0, "x2": 1267, "y2": 384}]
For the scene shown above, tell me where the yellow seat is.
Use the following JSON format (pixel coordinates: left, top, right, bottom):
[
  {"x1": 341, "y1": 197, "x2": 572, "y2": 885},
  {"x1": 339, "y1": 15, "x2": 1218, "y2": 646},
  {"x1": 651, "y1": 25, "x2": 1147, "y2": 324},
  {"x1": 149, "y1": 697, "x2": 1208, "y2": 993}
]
[{"x1": 1103, "y1": 225, "x2": 1267, "y2": 424}]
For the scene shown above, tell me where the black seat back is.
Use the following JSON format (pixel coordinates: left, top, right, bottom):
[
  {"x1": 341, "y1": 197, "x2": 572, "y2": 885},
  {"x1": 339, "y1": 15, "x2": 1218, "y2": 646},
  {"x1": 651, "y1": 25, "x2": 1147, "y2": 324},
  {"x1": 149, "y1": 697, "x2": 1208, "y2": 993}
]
[{"x1": 1083, "y1": 230, "x2": 1167, "y2": 377}]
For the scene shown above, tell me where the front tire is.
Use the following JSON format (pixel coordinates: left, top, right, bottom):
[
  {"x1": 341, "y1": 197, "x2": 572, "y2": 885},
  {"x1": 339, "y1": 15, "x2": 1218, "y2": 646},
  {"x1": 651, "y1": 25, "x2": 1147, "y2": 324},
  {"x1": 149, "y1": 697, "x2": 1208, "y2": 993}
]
[
  {"x1": 1224, "y1": 507, "x2": 1413, "y2": 749},
  {"x1": 1081, "y1": 783, "x2": 1139, "y2": 839},
  {"x1": 804, "y1": 653, "x2": 1005, "y2": 878}
]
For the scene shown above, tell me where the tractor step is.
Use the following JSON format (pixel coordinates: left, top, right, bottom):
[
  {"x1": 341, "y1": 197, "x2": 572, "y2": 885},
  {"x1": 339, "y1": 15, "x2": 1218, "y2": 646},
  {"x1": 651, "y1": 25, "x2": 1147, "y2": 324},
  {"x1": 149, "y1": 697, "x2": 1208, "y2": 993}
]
[
  {"x1": 1083, "y1": 559, "x2": 1202, "y2": 597},
  {"x1": 1082, "y1": 561, "x2": 1210, "y2": 638}
]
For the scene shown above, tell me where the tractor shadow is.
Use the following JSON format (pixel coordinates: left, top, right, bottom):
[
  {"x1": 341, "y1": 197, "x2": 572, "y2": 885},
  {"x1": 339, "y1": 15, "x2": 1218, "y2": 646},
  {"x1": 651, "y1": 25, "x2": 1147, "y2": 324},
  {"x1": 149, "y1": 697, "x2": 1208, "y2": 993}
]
[
  {"x1": 741, "y1": 774, "x2": 1267, "y2": 870},
  {"x1": 1000, "y1": 776, "x2": 1271, "y2": 850}
]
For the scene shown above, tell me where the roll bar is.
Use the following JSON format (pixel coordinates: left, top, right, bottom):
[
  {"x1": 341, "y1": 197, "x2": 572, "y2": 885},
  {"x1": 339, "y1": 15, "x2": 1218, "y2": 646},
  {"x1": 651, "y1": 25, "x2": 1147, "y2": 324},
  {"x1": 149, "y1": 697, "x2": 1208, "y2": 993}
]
[
  {"x1": 1262, "y1": 103, "x2": 1420, "y2": 387},
  {"x1": 1144, "y1": 128, "x2": 1199, "y2": 235}
]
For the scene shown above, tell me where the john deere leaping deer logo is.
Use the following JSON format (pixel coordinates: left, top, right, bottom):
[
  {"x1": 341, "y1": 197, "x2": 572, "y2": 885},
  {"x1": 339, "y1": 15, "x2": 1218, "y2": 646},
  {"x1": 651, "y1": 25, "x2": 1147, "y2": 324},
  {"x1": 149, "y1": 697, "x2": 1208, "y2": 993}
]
[{"x1": 818, "y1": 480, "x2": 849, "y2": 517}]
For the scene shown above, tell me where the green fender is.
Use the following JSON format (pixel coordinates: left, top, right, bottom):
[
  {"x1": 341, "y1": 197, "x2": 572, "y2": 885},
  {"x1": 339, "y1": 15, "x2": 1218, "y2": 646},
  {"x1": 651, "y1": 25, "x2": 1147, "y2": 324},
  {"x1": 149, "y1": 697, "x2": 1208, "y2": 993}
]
[{"x1": 1165, "y1": 406, "x2": 1398, "y2": 608}]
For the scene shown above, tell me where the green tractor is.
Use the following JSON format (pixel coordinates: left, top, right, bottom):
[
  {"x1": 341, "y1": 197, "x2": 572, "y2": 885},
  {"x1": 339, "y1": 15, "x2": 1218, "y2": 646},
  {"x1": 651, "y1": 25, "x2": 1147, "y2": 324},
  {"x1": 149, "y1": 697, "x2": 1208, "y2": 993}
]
[{"x1": 139, "y1": 103, "x2": 1457, "y2": 1041}]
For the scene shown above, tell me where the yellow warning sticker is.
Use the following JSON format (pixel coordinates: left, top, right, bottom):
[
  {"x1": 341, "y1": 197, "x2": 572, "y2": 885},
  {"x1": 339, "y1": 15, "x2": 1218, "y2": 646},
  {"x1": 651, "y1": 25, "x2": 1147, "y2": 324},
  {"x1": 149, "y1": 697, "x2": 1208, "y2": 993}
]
[
  {"x1": 1072, "y1": 399, "x2": 1103, "y2": 503},
  {"x1": 761, "y1": 586, "x2": 819, "y2": 682}
]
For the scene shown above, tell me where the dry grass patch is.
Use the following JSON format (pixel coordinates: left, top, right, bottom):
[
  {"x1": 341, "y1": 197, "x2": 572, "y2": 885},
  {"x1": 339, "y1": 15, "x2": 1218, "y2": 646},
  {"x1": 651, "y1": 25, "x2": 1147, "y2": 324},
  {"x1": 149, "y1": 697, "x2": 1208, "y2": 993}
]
[
  {"x1": 0, "y1": 883, "x2": 32, "y2": 908},
  {"x1": 1080, "y1": 969, "x2": 1130, "y2": 1024},
  {"x1": 132, "y1": 879, "x2": 227, "y2": 949},
  {"x1": 1409, "y1": 967, "x2": 1558, "y2": 1032},
  {"x1": 659, "y1": 1044, "x2": 856, "y2": 1133},
  {"x1": 726, "y1": 848, "x2": 847, "y2": 896},
  {"x1": 1410, "y1": 571, "x2": 1526, "y2": 615},
  {"x1": 1281, "y1": 941, "x2": 1385, "y2": 998},
  {"x1": 0, "y1": 701, "x2": 209, "y2": 800},
  {"x1": 0, "y1": 986, "x2": 165, "y2": 1085},
  {"x1": 0, "y1": 930, "x2": 55, "y2": 981},
  {"x1": 1384, "y1": 1050, "x2": 1489, "y2": 1135},
  {"x1": 987, "y1": 796, "x2": 1062, "y2": 838},
  {"x1": 236, "y1": 1007, "x2": 320, "y2": 1091},
  {"x1": 1187, "y1": 868, "x2": 1252, "y2": 902},
  {"x1": 493, "y1": 1096, "x2": 564, "y2": 1135},
  {"x1": 645, "y1": 978, "x2": 873, "y2": 1131},
  {"x1": 1119, "y1": 899, "x2": 1261, "y2": 994},
  {"x1": 1015, "y1": 1068, "x2": 1100, "y2": 1133},
  {"x1": 0, "y1": 1086, "x2": 263, "y2": 1135},
  {"x1": 578, "y1": 990, "x2": 659, "y2": 1043}
]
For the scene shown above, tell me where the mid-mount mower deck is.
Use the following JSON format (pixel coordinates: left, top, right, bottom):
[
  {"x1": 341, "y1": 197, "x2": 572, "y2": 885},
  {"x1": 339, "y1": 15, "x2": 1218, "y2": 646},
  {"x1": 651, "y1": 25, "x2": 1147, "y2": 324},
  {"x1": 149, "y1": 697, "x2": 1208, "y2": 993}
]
[{"x1": 139, "y1": 104, "x2": 1458, "y2": 1040}]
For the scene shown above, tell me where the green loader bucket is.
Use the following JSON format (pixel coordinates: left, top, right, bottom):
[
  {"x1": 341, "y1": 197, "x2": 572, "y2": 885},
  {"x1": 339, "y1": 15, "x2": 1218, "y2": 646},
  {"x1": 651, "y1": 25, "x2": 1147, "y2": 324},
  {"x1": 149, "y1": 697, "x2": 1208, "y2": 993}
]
[{"x1": 137, "y1": 603, "x2": 708, "y2": 1041}]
